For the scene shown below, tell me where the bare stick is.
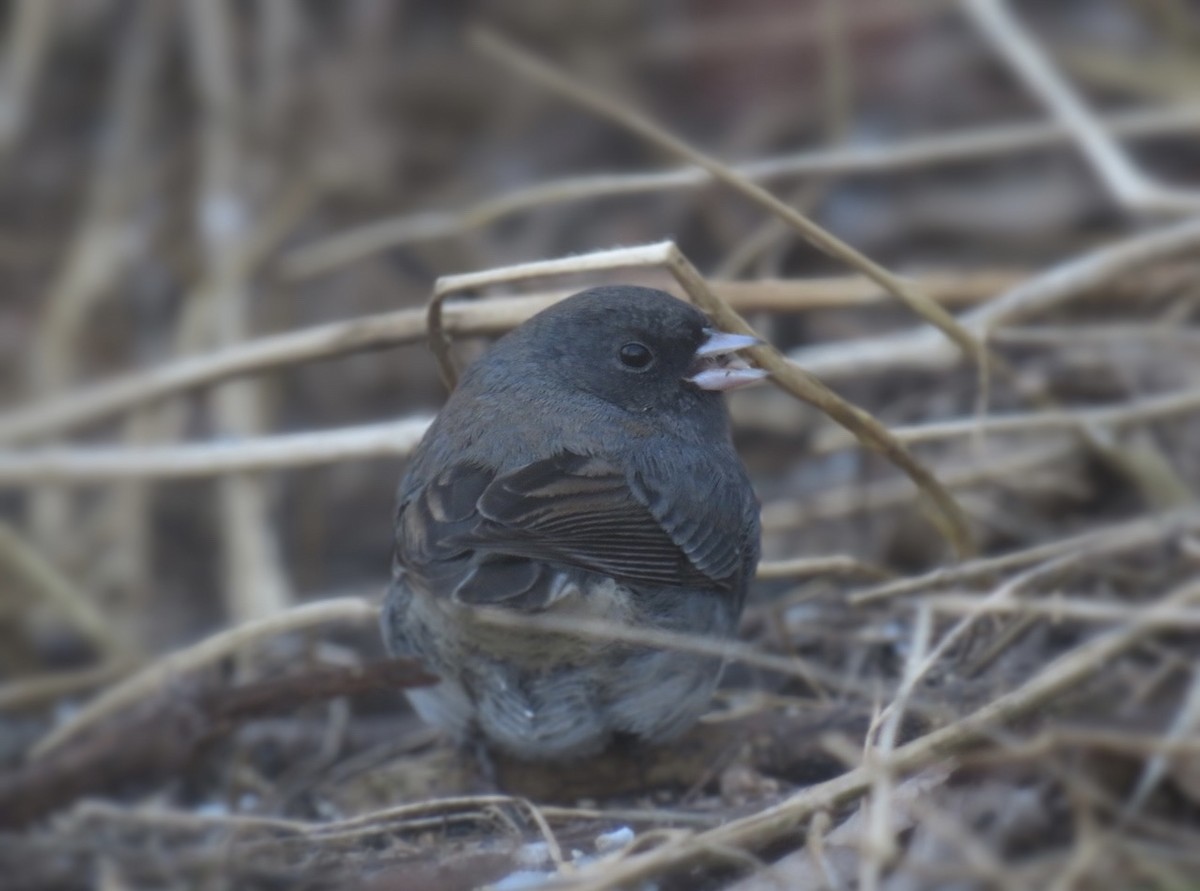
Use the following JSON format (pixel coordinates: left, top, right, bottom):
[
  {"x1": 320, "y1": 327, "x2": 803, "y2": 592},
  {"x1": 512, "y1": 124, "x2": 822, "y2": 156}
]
[
  {"x1": 0, "y1": 437, "x2": 877, "y2": 589},
  {"x1": 923, "y1": 595, "x2": 1200, "y2": 627},
  {"x1": 473, "y1": 610, "x2": 851, "y2": 696},
  {"x1": 31, "y1": 597, "x2": 379, "y2": 759},
  {"x1": 428, "y1": 242, "x2": 974, "y2": 556},
  {"x1": 813, "y1": 385, "x2": 1200, "y2": 453},
  {"x1": 427, "y1": 242, "x2": 677, "y2": 386},
  {"x1": 791, "y1": 214, "x2": 1200, "y2": 380},
  {"x1": 0, "y1": 269, "x2": 1020, "y2": 446},
  {"x1": 632, "y1": 0, "x2": 927, "y2": 61},
  {"x1": 862, "y1": 605, "x2": 933, "y2": 889},
  {"x1": 0, "y1": 522, "x2": 125, "y2": 658},
  {"x1": 0, "y1": 658, "x2": 432, "y2": 830},
  {"x1": 963, "y1": 0, "x2": 1200, "y2": 215},
  {"x1": 754, "y1": 555, "x2": 892, "y2": 582},
  {"x1": 280, "y1": 104, "x2": 1200, "y2": 280},
  {"x1": 663, "y1": 248, "x2": 973, "y2": 556},
  {"x1": 559, "y1": 579, "x2": 1200, "y2": 890},
  {"x1": 0, "y1": 659, "x2": 132, "y2": 712},
  {"x1": 186, "y1": 0, "x2": 290, "y2": 622},
  {"x1": 873, "y1": 553, "x2": 1093, "y2": 754},
  {"x1": 990, "y1": 324, "x2": 1200, "y2": 348},
  {"x1": 762, "y1": 443, "x2": 1075, "y2": 532},
  {"x1": 850, "y1": 506, "x2": 1200, "y2": 605},
  {"x1": 470, "y1": 29, "x2": 989, "y2": 378},
  {"x1": 1122, "y1": 669, "x2": 1200, "y2": 817},
  {"x1": 0, "y1": 0, "x2": 56, "y2": 156},
  {"x1": 28, "y1": 3, "x2": 165, "y2": 561},
  {"x1": 0, "y1": 418, "x2": 434, "y2": 484}
]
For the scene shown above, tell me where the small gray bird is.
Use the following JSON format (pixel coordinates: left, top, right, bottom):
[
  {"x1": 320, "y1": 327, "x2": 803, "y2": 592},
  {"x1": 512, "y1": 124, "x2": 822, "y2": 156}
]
[{"x1": 382, "y1": 285, "x2": 764, "y2": 760}]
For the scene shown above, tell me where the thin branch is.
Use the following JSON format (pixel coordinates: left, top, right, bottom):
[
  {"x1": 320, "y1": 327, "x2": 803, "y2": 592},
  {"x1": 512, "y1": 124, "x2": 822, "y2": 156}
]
[
  {"x1": 470, "y1": 29, "x2": 990, "y2": 382},
  {"x1": 762, "y1": 443, "x2": 1075, "y2": 532},
  {"x1": 861, "y1": 605, "x2": 933, "y2": 890},
  {"x1": 0, "y1": 0, "x2": 57, "y2": 156},
  {"x1": 27, "y1": 1, "x2": 166, "y2": 561},
  {"x1": 754, "y1": 555, "x2": 893, "y2": 582},
  {"x1": 962, "y1": 0, "x2": 1200, "y2": 215},
  {"x1": 559, "y1": 579, "x2": 1200, "y2": 890},
  {"x1": 279, "y1": 103, "x2": 1200, "y2": 280},
  {"x1": 0, "y1": 658, "x2": 433, "y2": 830},
  {"x1": 0, "y1": 270, "x2": 1021, "y2": 445},
  {"x1": 813, "y1": 385, "x2": 1200, "y2": 453},
  {"x1": 989, "y1": 324, "x2": 1200, "y2": 348},
  {"x1": 23, "y1": 403, "x2": 1121, "y2": 498},
  {"x1": 32, "y1": 597, "x2": 379, "y2": 759},
  {"x1": 873, "y1": 554, "x2": 1093, "y2": 750},
  {"x1": 850, "y1": 507, "x2": 1200, "y2": 606},
  {"x1": 0, "y1": 418, "x2": 434, "y2": 483},
  {"x1": 429, "y1": 241, "x2": 975, "y2": 556},
  {"x1": 0, "y1": 522, "x2": 126, "y2": 658},
  {"x1": 1122, "y1": 668, "x2": 1200, "y2": 817},
  {"x1": 0, "y1": 659, "x2": 132, "y2": 712},
  {"x1": 663, "y1": 248, "x2": 974, "y2": 557},
  {"x1": 473, "y1": 610, "x2": 856, "y2": 696},
  {"x1": 923, "y1": 595, "x2": 1200, "y2": 628},
  {"x1": 186, "y1": 0, "x2": 290, "y2": 622},
  {"x1": 427, "y1": 242, "x2": 682, "y2": 386},
  {"x1": 631, "y1": 0, "x2": 929, "y2": 61},
  {"x1": 790, "y1": 214, "x2": 1200, "y2": 380}
]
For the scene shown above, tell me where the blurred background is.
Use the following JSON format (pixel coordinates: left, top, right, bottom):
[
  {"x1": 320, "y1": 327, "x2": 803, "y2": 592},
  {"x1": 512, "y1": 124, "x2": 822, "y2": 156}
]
[
  {"x1": 4, "y1": 0, "x2": 1198, "y2": 654},
  {"x1": 2, "y1": 0, "x2": 1200, "y2": 886}
]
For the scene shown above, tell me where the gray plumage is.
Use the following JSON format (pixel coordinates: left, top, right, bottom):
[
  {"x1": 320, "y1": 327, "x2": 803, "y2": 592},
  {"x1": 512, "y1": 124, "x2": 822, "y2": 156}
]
[{"x1": 381, "y1": 285, "x2": 761, "y2": 760}]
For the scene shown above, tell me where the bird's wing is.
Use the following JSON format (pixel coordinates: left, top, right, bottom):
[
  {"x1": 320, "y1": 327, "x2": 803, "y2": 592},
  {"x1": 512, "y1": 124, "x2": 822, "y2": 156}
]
[{"x1": 396, "y1": 452, "x2": 747, "y2": 608}]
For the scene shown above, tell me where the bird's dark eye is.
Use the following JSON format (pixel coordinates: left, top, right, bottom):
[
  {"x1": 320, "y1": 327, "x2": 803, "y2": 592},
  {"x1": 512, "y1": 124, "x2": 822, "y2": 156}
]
[{"x1": 618, "y1": 342, "x2": 654, "y2": 370}]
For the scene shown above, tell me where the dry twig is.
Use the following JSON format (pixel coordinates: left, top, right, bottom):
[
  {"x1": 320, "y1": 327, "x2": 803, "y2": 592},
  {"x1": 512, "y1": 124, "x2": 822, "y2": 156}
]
[
  {"x1": 280, "y1": 103, "x2": 1200, "y2": 279},
  {"x1": 32, "y1": 597, "x2": 379, "y2": 759},
  {"x1": 429, "y1": 241, "x2": 974, "y2": 555},
  {"x1": 557, "y1": 579, "x2": 1200, "y2": 889},
  {"x1": 471, "y1": 28, "x2": 991, "y2": 382},
  {"x1": 963, "y1": 0, "x2": 1200, "y2": 216}
]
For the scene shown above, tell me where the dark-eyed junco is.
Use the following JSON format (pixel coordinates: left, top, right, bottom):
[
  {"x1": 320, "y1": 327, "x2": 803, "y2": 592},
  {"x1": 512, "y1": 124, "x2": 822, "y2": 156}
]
[{"x1": 382, "y1": 285, "x2": 764, "y2": 760}]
